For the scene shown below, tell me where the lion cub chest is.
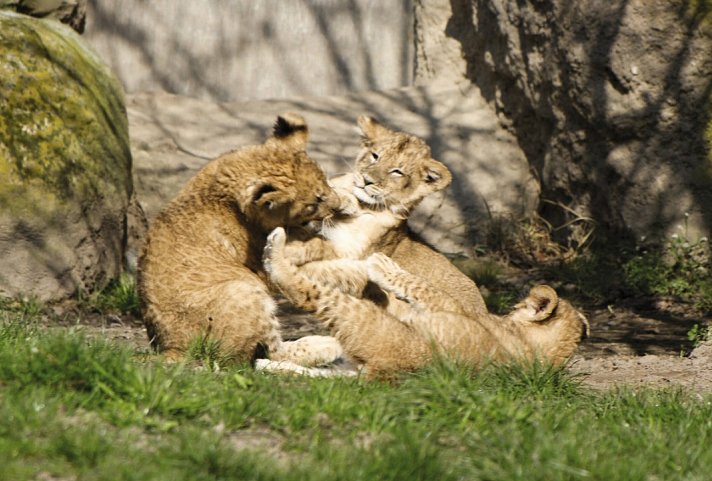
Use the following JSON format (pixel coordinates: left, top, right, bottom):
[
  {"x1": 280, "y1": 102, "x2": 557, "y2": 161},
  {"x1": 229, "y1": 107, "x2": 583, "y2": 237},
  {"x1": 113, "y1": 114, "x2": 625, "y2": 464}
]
[{"x1": 323, "y1": 210, "x2": 400, "y2": 259}]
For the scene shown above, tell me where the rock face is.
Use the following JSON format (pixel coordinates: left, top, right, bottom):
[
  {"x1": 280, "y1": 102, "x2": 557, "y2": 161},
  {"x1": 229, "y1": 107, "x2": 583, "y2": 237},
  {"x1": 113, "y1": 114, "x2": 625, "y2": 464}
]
[
  {"x1": 0, "y1": 11, "x2": 133, "y2": 301},
  {"x1": 84, "y1": 0, "x2": 414, "y2": 103},
  {"x1": 417, "y1": 0, "x2": 712, "y2": 243},
  {"x1": 0, "y1": 0, "x2": 87, "y2": 33},
  {"x1": 126, "y1": 85, "x2": 537, "y2": 254}
]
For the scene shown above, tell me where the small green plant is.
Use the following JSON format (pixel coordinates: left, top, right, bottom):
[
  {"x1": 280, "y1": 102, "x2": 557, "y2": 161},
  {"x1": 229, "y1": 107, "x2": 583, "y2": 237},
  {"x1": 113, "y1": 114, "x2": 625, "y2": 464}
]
[
  {"x1": 482, "y1": 359, "x2": 584, "y2": 398},
  {"x1": 450, "y1": 256, "x2": 518, "y2": 314},
  {"x1": 0, "y1": 295, "x2": 46, "y2": 321},
  {"x1": 187, "y1": 332, "x2": 234, "y2": 371},
  {"x1": 623, "y1": 224, "x2": 711, "y2": 312},
  {"x1": 687, "y1": 323, "x2": 711, "y2": 348},
  {"x1": 451, "y1": 256, "x2": 504, "y2": 286},
  {"x1": 80, "y1": 273, "x2": 141, "y2": 317},
  {"x1": 542, "y1": 247, "x2": 626, "y2": 305}
]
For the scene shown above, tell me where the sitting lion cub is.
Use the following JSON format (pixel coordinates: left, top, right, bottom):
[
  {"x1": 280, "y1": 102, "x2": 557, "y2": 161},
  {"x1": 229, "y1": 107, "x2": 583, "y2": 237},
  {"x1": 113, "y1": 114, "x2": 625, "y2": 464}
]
[
  {"x1": 137, "y1": 113, "x2": 343, "y2": 364},
  {"x1": 265, "y1": 228, "x2": 589, "y2": 378}
]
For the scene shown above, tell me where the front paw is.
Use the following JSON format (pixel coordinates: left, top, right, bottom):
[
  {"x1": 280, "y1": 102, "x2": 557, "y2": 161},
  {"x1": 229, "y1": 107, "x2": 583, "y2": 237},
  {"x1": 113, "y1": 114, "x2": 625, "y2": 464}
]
[{"x1": 335, "y1": 189, "x2": 359, "y2": 217}]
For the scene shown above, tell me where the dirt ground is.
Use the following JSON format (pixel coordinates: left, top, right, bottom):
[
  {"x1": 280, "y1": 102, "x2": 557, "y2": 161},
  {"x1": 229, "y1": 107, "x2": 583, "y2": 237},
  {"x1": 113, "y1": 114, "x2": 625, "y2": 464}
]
[
  {"x1": 569, "y1": 300, "x2": 712, "y2": 393},
  {"x1": 52, "y1": 294, "x2": 712, "y2": 394}
]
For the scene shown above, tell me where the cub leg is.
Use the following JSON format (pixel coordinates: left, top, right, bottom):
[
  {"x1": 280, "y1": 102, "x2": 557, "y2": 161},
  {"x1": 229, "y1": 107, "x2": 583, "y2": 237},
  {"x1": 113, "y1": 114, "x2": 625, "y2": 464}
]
[
  {"x1": 366, "y1": 253, "x2": 467, "y2": 315},
  {"x1": 282, "y1": 236, "x2": 337, "y2": 266},
  {"x1": 311, "y1": 278, "x2": 434, "y2": 377},
  {"x1": 152, "y1": 271, "x2": 339, "y2": 367},
  {"x1": 264, "y1": 228, "x2": 368, "y2": 311},
  {"x1": 299, "y1": 259, "x2": 370, "y2": 296}
]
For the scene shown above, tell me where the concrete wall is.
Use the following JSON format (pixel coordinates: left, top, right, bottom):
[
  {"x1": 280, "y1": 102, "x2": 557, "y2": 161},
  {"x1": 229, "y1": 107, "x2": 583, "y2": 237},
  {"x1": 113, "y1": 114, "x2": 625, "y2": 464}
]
[{"x1": 84, "y1": 0, "x2": 414, "y2": 102}]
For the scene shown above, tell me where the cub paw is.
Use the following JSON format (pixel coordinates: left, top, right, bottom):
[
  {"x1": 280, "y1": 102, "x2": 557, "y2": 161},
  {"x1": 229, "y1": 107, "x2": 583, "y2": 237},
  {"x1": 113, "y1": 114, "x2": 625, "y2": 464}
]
[
  {"x1": 335, "y1": 189, "x2": 360, "y2": 217},
  {"x1": 266, "y1": 227, "x2": 287, "y2": 249},
  {"x1": 263, "y1": 227, "x2": 287, "y2": 275},
  {"x1": 365, "y1": 253, "x2": 401, "y2": 286},
  {"x1": 276, "y1": 335, "x2": 344, "y2": 367}
]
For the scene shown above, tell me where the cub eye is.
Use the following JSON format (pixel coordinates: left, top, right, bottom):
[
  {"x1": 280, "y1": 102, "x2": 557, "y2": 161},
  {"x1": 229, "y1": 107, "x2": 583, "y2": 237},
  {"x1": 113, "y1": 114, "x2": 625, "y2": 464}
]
[
  {"x1": 370, "y1": 152, "x2": 380, "y2": 163},
  {"x1": 425, "y1": 171, "x2": 441, "y2": 183},
  {"x1": 388, "y1": 168, "x2": 404, "y2": 177}
]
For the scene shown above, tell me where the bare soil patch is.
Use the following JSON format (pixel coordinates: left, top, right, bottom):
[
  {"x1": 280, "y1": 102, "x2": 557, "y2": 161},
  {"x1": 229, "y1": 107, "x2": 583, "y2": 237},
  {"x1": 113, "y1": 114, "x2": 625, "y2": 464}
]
[{"x1": 570, "y1": 298, "x2": 712, "y2": 393}]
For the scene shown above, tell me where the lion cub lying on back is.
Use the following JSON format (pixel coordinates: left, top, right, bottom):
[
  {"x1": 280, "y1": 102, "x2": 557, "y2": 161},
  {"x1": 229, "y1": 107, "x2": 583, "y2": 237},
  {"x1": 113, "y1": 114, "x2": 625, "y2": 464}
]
[
  {"x1": 268, "y1": 115, "x2": 488, "y2": 319},
  {"x1": 265, "y1": 229, "x2": 589, "y2": 378},
  {"x1": 262, "y1": 117, "x2": 588, "y2": 377}
]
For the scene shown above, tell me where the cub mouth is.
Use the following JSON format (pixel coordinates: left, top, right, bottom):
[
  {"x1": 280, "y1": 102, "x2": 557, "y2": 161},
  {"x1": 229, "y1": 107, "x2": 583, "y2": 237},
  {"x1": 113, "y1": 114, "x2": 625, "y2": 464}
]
[{"x1": 299, "y1": 219, "x2": 323, "y2": 234}]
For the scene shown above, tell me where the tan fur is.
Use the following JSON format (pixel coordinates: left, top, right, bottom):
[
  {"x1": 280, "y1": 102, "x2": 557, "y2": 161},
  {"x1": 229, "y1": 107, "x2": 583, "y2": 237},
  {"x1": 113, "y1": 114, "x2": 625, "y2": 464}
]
[
  {"x1": 365, "y1": 254, "x2": 589, "y2": 368},
  {"x1": 265, "y1": 229, "x2": 589, "y2": 378},
  {"x1": 274, "y1": 116, "x2": 488, "y2": 319},
  {"x1": 262, "y1": 116, "x2": 587, "y2": 377},
  {"x1": 137, "y1": 113, "x2": 344, "y2": 364}
]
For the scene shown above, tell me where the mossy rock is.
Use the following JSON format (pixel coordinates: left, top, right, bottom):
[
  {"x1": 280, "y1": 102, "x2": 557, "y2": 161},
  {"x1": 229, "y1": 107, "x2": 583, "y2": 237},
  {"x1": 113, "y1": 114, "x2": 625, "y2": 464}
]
[{"x1": 0, "y1": 11, "x2": 132, "y2": 301}]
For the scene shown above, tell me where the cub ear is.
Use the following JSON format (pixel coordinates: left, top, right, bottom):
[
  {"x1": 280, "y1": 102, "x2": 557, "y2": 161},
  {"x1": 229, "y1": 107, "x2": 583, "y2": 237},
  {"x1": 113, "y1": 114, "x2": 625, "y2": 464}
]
[
  {"x1": 523, "y1": 285, "x2": 559, "y2": 322},
  {"x1": 424, "y1": 160, "x2": 452, "y2": 192},
  {"x1": 272, "y1": 112, "x2": 309, "y2": 150},
  {"x1": 248, "y1": 183, "x2": 291, "y2": 210},
  {"x1": 357, "y1": 115, "x2": 390, "y2": 145}
]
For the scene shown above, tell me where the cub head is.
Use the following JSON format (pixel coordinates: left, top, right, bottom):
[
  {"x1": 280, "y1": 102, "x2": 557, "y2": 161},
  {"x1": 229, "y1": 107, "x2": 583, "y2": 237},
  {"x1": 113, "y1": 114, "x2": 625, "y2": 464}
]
[
  {"x1": 351, "y1": 116, "x2": 452, "y2": 218},
  {"x1": 508, "y1": 285, "x2": 590, "y2": 364},
  {"x1": 241, "y1": 113, "x2": 341, "y2": 234}
]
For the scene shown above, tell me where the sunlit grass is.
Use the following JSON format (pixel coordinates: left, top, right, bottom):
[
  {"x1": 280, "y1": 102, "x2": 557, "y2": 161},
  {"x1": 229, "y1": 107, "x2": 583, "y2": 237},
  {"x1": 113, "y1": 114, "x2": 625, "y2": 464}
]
[{"x1": 1, "y1": 313, "x2": 711, "y2": 481}]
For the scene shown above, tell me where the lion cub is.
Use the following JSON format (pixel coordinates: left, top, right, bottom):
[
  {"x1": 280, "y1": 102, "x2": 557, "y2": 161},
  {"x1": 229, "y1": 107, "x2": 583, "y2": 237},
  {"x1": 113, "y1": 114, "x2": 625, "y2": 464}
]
[
  {"x1": 269, "y1": 116, "x2": 488, "y2": 319},
  {"x1": 137, "y1": 113, "x2": 343, "y2": 364},
  {"x1": 265, "y1": 228, "x2": 589, "y2": 378}
]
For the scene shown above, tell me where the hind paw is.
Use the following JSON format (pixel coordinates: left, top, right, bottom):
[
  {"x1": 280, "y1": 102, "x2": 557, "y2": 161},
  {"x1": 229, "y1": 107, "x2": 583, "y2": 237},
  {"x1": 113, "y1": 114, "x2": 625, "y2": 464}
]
[
  {"x1": 274, "y1": 335, "x2": 344, "y2": 367},
  {"x1": 263, "y1": 227, "x2": 287, "y2": 271},
  {"x1": 266, "y1": 227, "x2": 286, "y2": 251},
  {"x1": 365, "y1": 253, "x2": 401, "y2": 287}
]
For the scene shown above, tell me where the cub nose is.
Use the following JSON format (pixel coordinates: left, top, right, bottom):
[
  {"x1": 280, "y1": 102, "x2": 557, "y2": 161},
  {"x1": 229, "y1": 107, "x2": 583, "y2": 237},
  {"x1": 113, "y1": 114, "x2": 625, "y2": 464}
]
[{"x1": 362, "y1": 175, "x2": 375, "y2": 186}]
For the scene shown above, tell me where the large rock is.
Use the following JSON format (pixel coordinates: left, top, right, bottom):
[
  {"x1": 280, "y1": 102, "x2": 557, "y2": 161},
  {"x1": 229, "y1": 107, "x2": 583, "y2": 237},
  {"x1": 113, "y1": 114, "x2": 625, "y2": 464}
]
[
  {"x1": 0, "y1": 11, "x2": 133, "y2": 301},
  {"x1": 418, "y1": 0, "x2": 712, "y2": 243},
  {"x1": 0, "y1": 0, "x2": 86, "y2": 33}
]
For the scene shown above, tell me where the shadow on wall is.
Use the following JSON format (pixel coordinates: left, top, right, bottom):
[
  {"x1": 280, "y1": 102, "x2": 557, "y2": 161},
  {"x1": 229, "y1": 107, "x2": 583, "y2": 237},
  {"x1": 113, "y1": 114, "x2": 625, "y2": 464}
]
[
  {"x1": 86, "y1": 0, "x2": 414, "y2": 102},
  {"x1": 127, "y1": 81, "x2": 538, "y2": 256},
  {"x1": 446, "y1": 0, "x2": 712, "y2": 243}
]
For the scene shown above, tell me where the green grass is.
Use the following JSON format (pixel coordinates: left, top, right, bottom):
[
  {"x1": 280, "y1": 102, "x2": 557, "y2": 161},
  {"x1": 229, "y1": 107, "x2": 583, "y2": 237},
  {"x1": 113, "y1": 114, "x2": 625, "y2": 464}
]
[
  {"x1": 187, "y1": 332, "x2": 237, "y2": 371},
  {"x1": 78, "y1": 273, "x2": 141, "y2": 317},
  {"x1": 451, "y1": 256, "x2": 518, "y2": 314},
  {"x1": 1, "y1": 311, "x2": 712, "y2": 480}
]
